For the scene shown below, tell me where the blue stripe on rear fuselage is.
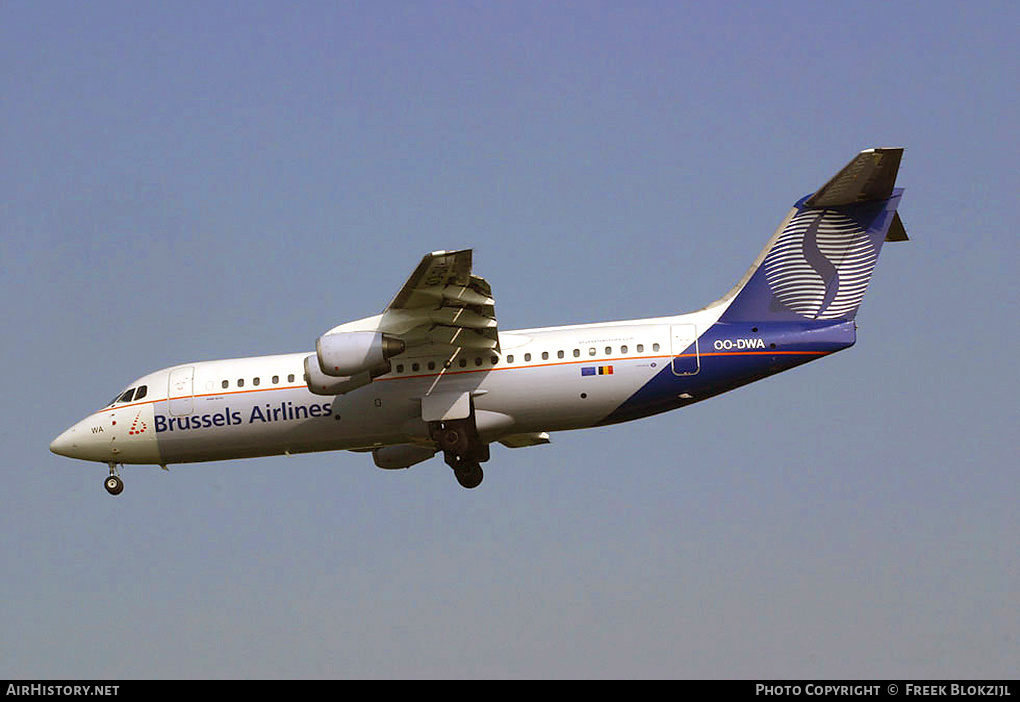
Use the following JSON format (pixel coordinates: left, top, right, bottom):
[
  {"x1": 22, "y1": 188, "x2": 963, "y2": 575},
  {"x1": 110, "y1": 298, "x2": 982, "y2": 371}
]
[{"x1": 598, "y1": 320, "x2": 856, "y2": 426}]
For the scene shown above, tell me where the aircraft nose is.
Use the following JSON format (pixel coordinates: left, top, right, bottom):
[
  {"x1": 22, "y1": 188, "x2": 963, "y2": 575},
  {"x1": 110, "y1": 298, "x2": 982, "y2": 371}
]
[
  {"x1": 50, "y1": 410, "x2": 159, "y2": 464},
  {"x1": 50, "y1": 426, "x2": 78, "y2": 457}
]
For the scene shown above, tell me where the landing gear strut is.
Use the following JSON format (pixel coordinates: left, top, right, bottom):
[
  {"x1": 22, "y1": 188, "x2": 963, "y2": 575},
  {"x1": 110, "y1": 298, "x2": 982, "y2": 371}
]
[
  {"x1": 436, "y1": 425, "x2": 470, "y2": 456},
  {"x1": 432, "y1": 419, "x2": 488, "y2": 489},
  {"x1": 104, "y1": 463, "x2": 124, "y2": 496}
]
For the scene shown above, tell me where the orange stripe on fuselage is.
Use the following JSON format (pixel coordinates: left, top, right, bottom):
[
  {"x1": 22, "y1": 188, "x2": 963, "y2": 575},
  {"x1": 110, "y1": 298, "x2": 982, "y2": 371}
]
[{"x1": 92, "y1": 348, "x2": 829, "y2": 412}]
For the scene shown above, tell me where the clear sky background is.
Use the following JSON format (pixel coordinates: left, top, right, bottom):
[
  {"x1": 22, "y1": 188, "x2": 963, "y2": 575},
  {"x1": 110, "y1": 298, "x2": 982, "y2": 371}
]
[{"x1": 2, "y1": 1, "x2": 1016, "y2": 680}]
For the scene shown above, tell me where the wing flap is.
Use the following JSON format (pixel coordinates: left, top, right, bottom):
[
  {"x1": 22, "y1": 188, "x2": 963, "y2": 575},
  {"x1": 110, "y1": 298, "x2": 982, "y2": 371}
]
[
  {"x1": 388, "y1": 250, "x2": 475, "y2": 310},
  {"x1": 380, "y1": 250, "x2": 500, "y2": 355}
]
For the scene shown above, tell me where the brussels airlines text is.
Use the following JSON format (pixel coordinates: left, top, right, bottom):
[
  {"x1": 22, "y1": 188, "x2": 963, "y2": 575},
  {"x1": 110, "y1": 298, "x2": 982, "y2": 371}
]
[{"x1": 155, "y1": 402, "x2": 333, "y2": 433}]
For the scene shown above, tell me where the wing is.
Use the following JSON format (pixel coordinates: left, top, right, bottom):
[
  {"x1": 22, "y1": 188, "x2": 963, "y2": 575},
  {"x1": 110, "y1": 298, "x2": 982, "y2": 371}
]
[{"x1": 378, "y1": 249, "x2": 500, "y2": 358}]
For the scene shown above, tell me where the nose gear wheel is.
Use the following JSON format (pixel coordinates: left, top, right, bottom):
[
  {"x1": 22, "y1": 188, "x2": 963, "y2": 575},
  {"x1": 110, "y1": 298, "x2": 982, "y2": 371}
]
[{"x1": 104, "y1": 463, "x2": 124, "y2": 495}]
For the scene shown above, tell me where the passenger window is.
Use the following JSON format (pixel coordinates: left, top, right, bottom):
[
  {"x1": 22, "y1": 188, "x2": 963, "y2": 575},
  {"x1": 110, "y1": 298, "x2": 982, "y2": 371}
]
[
  {"x1": 428, "y1": 361, "x2": 436, "y2": 370},
  {"x1": 272, "y1": 375, "x2": 279, "y2": 384},
  {"x1": 459, "y1": 358, "x2": 468, "y2": 368},
  {"x1": 653, "y1": 343, "x2": 660, "y2": 352},
  {"x1": 490, "y1": 355, "x2": 498, "y2": 365},
  {"x1": 135, "y1": 385, "x2": 147, "y2": 400},
  {"x1": 412, "y1": 363, "x2": 420, "y2": 372},
  {"x1": 288, "y1": 374, "x2": 295, "y2": 383},
  {"x1": 605, "y1": 346, "x2": 612, "y2": 355},
  {"x1": 558, "y1": 350, "x2": 564, "y2": 359},
  {"x1": 588, "y1": 348, "x2": 596, "y2": 356},
  {"x1": 253, "y1": 377, "x2": 260, "y2": 386},
  {"x1": 542, "y1": 351, "x2": 549, "y2": 360},
  {"x1": 524, "y1": 353, "x2": 531, "y2": 362},
  {"x1": 222, "y1": 380, "x2": 229, "y2": 389},
  {"x1": 573, "y1": 349, "x2": 580, "y2": 358},
  {"x1": 396, "y1": 364, "x2": 404, "y2": 373},
  {"x1": 621, "y1": 345, "x2": 628, "y2": 354},
  {"x1": 507, "y1": 355, "x2": 514, "y2": 363},
  {"x1": 474, "y1": 357, "x2": 483, "y2": 366},
  {"x1": 637, "y1": 344, "x2": 644, "y2": 353},
  {"x1": 237, "y1": 379, "x2": 244, "y2": 387}
]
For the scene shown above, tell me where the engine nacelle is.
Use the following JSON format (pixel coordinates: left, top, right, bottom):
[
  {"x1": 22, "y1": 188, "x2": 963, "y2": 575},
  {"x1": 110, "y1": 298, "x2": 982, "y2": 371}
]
[
  {"x1": 316, "y1": 331, "x2": 405, "y2": 377},
  {"x1": 303, "y1": 355, "x2": 373, "y2": 396},
  {"x1": 372, "y1": 444, "x2": 438, "y2": 470}
]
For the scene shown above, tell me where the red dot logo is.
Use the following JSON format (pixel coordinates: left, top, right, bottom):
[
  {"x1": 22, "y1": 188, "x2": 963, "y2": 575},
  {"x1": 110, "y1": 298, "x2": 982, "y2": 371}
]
[{"x1": 128, "y1": 413, "x2": 148, "y2": 435}]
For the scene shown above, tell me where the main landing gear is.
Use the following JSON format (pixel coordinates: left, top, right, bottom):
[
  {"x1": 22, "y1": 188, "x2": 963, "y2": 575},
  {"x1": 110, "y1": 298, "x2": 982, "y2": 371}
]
[
  {"x1": 104, "y1": 463, "x2": 124, "y2": 496},
  {"x1": 432, "y1": 419, "x2": 488, "y2": 489},
  {"x1": 449, "y1": 457, "x2": 484, "y2": 489}
]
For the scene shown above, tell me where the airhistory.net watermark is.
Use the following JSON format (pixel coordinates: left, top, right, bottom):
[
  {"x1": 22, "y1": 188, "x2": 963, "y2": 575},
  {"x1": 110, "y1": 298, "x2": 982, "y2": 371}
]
[{"x1": 6, "y1": 686, "x2": 118, "y2": 697}]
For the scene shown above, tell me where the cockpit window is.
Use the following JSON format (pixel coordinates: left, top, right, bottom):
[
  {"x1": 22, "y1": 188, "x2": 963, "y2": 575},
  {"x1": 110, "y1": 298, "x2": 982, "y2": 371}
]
[{"x1": 107, "y1": 384, "x2": 147, "y2": 407}]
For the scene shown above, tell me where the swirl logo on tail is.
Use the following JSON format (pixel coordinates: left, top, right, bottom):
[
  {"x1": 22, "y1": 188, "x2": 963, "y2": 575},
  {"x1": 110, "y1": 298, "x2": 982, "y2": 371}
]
[{"x1": 763, "y1": 209, "x2": 877, "y2": 320}]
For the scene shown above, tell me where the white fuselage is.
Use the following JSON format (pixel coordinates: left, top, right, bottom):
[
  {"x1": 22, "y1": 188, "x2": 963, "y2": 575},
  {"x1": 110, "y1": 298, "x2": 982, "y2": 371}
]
[{"x1": 50, "y1": 307, "x2": 727, "y2": 468}]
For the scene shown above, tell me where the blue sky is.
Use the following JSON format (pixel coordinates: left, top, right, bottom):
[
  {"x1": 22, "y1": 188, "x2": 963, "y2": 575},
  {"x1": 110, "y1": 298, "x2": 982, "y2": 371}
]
[{"x1": 2, "y1": 0, "x2": 1017, "y2": 679}]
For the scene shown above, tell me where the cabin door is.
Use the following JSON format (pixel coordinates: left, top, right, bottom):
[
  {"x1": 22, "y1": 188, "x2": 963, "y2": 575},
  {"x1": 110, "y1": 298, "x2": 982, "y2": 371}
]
[
  {"x1": 670, "y1": 325, "x2": 700, "y2": 376},
  {"x1": 167, "y1": 366, "x2": 195, "y2": 416}
]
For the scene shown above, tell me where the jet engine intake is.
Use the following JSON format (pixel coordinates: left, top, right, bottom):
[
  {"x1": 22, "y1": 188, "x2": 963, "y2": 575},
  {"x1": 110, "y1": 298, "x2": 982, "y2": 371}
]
[
  {"x1": 316, "y1": 331, "x2": 404, "y2": 377},
  {"x1": 303, "y1": 355, "x2": 373, "y2": 396}
]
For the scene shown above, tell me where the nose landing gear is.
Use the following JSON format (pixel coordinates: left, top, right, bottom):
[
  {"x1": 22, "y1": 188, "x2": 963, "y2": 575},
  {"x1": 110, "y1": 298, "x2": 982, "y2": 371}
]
[{"x1": 104, "y1": 463, "x2": 124, "y2": 495}]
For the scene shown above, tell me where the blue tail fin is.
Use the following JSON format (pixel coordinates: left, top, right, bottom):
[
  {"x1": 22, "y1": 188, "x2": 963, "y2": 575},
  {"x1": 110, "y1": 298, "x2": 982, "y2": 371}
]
[{"x1": 718, "y1": 148, "x2": 907, "y2": 324}]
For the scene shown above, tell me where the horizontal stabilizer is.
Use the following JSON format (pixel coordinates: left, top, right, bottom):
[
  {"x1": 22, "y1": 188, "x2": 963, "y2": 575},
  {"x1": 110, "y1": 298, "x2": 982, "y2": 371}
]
[{"x1": 805, "y1": 148, "x2": 903, "y2": 208}]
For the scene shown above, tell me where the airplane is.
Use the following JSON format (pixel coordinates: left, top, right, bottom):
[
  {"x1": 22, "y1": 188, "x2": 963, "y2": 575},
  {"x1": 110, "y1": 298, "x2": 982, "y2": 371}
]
[{"x1": 51, "y1": 148, "x2": 908, "y2": 494}]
